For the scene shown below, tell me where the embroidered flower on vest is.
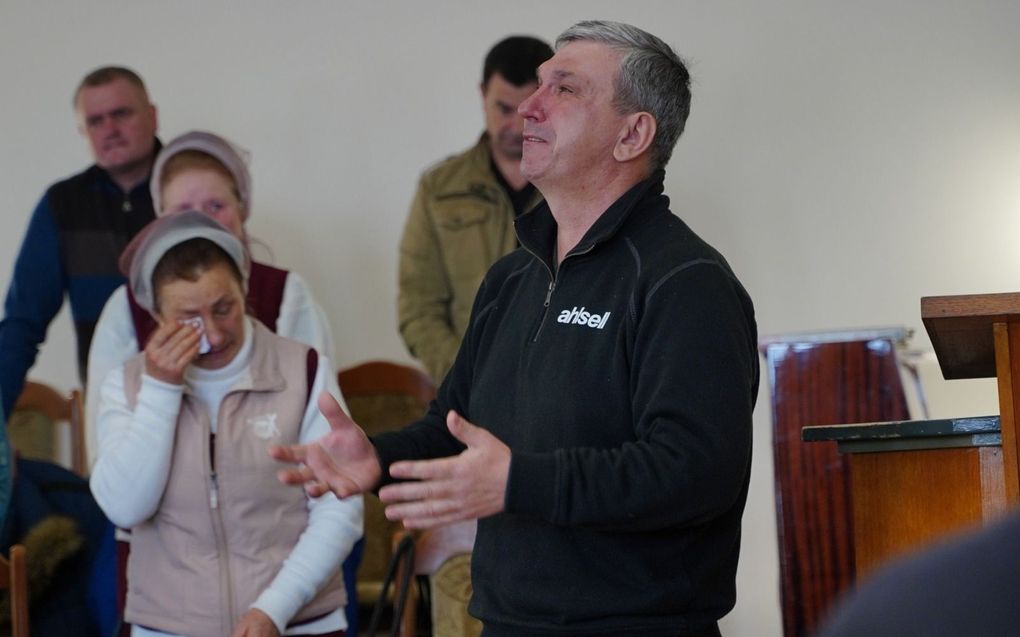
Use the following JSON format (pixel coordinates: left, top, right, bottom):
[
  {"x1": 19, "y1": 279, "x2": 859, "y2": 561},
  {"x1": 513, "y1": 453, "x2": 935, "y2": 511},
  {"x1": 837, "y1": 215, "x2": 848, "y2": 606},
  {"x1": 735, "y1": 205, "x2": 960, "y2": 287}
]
[{"x1": 248, "y1": 413, "x2": 281, "y2": 440}]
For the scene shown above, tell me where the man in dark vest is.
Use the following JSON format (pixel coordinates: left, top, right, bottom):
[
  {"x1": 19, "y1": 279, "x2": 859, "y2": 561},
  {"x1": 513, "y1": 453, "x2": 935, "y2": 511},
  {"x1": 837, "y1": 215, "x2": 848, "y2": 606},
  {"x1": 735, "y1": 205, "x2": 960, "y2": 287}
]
[{"x1": 0, "y1": 66, "x2": 159, "y2": 419}]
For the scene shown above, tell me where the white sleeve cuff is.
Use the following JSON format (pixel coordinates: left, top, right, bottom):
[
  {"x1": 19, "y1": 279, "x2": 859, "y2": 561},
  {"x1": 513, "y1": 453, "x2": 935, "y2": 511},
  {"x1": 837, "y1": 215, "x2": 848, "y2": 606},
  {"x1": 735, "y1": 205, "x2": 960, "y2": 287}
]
[
  {"x1": 138, "y1": 373, "x2": 186, "y2": 415},
  {"x1": 251, "y1": 588, "x2": 299, "y2": 634}
]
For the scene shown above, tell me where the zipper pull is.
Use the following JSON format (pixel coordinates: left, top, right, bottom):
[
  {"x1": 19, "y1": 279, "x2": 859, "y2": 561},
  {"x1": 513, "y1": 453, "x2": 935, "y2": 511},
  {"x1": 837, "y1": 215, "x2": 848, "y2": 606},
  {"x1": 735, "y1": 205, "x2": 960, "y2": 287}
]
[
  {"x1": 543, "y1": 280, "x2": 555, "y2": 307},
  {"x1": 122, "y1": 198, "x2": 132, "y2": 213},
  {"x1": 210, "y1": 471, "x2": 219, "y2": 509}
]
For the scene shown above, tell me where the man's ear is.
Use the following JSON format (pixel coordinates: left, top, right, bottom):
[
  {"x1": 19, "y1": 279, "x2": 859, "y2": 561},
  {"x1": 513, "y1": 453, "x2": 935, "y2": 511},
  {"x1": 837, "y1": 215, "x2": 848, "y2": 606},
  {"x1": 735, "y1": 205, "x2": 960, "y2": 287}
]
[{"x1": 613, "y1": 112, "x2": 656, "y2": 163}]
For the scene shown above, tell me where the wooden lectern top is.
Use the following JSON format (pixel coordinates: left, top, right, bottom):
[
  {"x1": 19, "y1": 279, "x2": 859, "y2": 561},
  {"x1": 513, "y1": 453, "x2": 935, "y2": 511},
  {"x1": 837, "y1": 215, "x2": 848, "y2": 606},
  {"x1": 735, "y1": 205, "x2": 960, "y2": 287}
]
[{"x1": 921, "y1": 292, "x2": 1020, "y2": 380}]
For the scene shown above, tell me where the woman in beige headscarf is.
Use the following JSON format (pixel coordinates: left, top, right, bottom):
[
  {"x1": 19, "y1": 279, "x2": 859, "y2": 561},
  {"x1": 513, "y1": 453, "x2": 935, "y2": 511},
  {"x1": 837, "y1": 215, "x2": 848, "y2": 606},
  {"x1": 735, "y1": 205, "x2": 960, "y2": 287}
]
[
  {"x1": 90, "y1": 211, "x2": 361, "y2": 637},
  {"x1": 87, "y1": 130, "x2": 334, "y2": 467}
]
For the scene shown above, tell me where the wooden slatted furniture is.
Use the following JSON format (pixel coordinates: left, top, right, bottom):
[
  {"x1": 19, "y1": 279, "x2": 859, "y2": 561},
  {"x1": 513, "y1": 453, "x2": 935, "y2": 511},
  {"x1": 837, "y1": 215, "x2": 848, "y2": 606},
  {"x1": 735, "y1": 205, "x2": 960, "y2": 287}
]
[
  {"x1": 922, "y1": 292, "x2": 1020, "y2": 503},
  {"x1": 336, "y1": 361, "x2": 436, "y2": 608},
  {"x1": 12, "y1": 381, "x2": 87, "y2": 476},
  {"x1": 0, "y1": 544, "x2": 29, "y2": 637},
  {"x1": 398, "y1": 521, "x2": 478, "y2": 637},
  {"x1": 801, "y1": 294, "x2": 1020, "y2": 600},
  {"x1": 759, "y1": 327, "x2": 911, "y2": 637},
  {"x1": 803, "y1": 415, "x2": 1007, "y2": 576}
]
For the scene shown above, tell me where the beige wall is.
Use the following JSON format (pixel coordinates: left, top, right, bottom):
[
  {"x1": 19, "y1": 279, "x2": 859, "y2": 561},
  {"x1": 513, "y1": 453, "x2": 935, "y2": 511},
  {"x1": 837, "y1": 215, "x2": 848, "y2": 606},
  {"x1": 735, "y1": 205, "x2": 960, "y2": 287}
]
[{"x1": 3, "y1": 1, "x2": 1019, "y2": 634}]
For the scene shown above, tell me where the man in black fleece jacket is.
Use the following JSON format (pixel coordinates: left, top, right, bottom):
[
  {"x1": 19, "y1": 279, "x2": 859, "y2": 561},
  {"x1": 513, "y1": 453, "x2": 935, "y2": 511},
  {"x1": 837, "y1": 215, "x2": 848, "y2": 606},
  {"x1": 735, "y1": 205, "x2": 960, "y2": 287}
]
[{"x1": 274, "y1": 20, "x2": 758, "y2": 637}]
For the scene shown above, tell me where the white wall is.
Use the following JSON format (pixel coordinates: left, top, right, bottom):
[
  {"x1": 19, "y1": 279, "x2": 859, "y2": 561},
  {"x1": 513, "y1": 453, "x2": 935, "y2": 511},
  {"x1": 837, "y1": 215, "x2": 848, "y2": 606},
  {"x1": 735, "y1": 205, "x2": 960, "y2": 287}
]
[{"x1": 3, "y1": 2, "x2": 1019, "y2": 635}]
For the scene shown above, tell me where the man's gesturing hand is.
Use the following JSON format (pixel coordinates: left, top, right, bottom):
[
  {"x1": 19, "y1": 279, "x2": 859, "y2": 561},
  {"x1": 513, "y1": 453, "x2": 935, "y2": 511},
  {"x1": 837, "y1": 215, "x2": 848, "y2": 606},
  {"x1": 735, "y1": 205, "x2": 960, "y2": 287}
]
[
  {"x1": 269, "y1": 391, "x2": 382, "y2": 498},
  {"x1": 379, "y1": 410, "x2": 510, "y2": 529}
]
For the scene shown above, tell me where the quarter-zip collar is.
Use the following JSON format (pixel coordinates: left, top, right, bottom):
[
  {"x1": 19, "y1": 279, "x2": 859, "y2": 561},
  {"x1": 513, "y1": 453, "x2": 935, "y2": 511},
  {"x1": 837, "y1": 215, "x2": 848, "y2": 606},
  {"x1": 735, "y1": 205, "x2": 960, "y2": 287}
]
[{"x1": 515, "y1": 169, "x2": 667, "y2": 273}]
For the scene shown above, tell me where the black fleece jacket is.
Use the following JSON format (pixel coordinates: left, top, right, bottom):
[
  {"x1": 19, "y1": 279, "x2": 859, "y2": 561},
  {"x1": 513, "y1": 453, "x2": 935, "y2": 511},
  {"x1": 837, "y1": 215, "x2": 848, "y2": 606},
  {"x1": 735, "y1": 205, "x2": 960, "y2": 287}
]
[{"x1": 373, "y1": 170, "x2": 758, "y2": 636}]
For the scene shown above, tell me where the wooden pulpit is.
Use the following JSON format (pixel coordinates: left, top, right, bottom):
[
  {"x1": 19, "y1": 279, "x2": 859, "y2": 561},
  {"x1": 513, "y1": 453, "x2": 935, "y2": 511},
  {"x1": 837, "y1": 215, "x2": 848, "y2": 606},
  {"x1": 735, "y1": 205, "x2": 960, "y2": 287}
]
[
  {"x1": 759, "y1": 328, "x2": 911, "y2": 637},
  {"x1": 801, "y1": 293, "x2": 1020, "y2": 603},
  {"x1": 922, "y1": 292, "x2": 1020, "y2": 503},
  {"x1": 803, "y1": 415, "x2": 1007, "y2": 577}
]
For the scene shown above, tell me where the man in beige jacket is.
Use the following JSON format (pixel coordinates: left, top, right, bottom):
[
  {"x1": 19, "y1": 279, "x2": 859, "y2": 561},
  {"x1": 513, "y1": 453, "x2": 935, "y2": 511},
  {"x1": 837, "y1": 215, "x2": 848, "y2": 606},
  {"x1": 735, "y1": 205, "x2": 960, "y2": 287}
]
[
  {"x1": 394, "y1": 35, "x2": 553, "y2": 637},
  {"x1": 398, "y1": 36, "x2": 552, "y2": 383}
]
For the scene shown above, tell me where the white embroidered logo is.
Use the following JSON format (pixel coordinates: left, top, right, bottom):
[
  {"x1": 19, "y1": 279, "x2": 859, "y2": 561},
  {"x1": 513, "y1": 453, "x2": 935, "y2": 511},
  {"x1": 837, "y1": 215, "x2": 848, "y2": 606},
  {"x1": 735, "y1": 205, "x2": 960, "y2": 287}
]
[
  {"x1": 556, "y1": 306, "x2": 612, "y2": 330},
  {"x1": 249, "y1": 413, "x2": 281, "y2": 440}
]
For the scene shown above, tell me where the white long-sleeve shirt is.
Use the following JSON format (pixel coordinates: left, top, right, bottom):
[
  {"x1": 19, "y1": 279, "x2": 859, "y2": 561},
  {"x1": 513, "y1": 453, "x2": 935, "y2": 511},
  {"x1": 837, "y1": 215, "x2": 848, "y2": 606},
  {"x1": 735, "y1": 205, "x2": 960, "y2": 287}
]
[
  {"x1": 86, "y1": 271, "x2": 335, "y2": 469},
  {"x1": 90, "y1": 318, "x2": 362, "y2": 635}
]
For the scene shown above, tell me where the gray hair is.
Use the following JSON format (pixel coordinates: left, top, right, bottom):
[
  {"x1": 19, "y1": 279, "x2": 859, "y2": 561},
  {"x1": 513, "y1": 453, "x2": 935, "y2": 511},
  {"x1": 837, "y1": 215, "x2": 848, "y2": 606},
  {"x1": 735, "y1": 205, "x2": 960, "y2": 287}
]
[
  {"x1": 73, "y1": 66, "x2": 149, "y2": 108},
  {"x1": 556, "y1": 20, "x2": 691, "y2": 171}
]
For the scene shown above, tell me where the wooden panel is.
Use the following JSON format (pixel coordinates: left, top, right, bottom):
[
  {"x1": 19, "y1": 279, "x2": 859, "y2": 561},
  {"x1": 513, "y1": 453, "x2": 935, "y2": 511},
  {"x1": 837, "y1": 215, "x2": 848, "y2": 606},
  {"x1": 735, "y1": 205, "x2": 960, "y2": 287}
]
[
  {"x1": 921, "y1": 292, "x2": 1020, "y2": 379},
  {"x1": 0, "y1": 544, "x2": 29, "y2": 637},
  {"x1": 761, "y1": 335, "x2": 909, "y2": 637},
  {"x1": 994, "y1": 322, "x2": 1020, "y2": 503},
  {"x1": 849, "y1": 446, "x2": 1005, "y2": 577},
  {"x1": 979, "y1": 446, "x2": 1009, "y2": 522}
]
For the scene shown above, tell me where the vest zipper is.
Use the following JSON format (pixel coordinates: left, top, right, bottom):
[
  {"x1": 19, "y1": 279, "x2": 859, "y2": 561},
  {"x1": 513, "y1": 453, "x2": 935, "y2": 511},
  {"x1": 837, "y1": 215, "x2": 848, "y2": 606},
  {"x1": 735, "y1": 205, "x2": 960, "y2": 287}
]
[
  {"x1": 210, "y1": 433, "x2": 219, "y2": 509},
  {"x1": 210, "y1": 467, "x2": 219, "y2": 508},
  {"x1": 210, "y1": 473, "x2": 219, "y2": 509},
  {"x1": 208, "y1": 431, "x2": 236, "y2": 630}
]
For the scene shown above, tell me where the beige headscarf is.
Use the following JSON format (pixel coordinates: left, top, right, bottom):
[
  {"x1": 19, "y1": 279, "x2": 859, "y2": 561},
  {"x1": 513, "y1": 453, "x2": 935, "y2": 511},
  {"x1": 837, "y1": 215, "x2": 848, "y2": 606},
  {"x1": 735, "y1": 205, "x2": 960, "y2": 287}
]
[
  {"x1": 123, "y1": 210, "x2": 249, "y2": 312},
  {"x1": 150, "y1": 130, "x2": 252, "y2": 218}
]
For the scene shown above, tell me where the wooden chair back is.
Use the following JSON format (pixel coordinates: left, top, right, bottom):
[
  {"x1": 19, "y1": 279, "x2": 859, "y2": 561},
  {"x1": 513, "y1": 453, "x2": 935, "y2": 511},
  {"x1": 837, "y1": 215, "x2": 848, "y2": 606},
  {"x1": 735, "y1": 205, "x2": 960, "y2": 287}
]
[
  {"x1": 337, "y1": 360, "x2": 436, "y2": 413},
  {"x1": 0, "y1": 544, "x2": 29, "y2": 637},
  {"x1": 336, "y1": 360, "x2": 436, "y2": 608},
  {"x1": 12, "y1": 381, "x2": 87, "y2": 476}
]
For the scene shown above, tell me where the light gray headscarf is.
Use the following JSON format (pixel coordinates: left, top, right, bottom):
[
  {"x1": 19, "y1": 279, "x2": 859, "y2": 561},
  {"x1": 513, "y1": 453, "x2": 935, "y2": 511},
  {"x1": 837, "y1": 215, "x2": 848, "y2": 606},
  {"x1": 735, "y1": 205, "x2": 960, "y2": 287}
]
[
  {"x1": 150, "y1": 130, "x2": 252, "y2": 218},
  {"x1": 124, "y1": 210, "x2": 249, "y2": 312}
]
